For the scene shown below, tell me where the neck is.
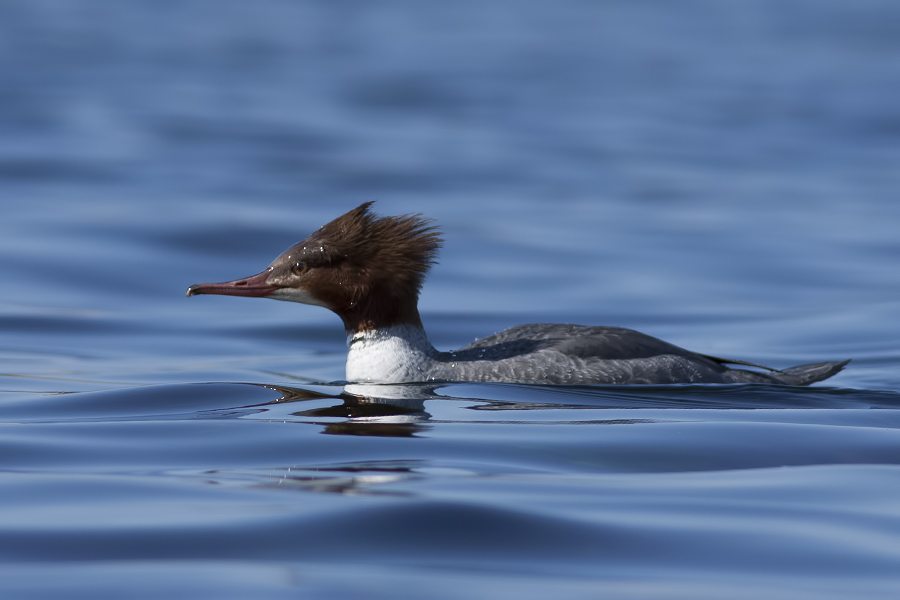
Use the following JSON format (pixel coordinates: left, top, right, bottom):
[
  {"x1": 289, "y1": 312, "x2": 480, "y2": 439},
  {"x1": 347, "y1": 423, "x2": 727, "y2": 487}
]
[
  {"x1": 338, "y1": 292, "x2": 423, "y2": 335},
  {"x1": 345, "y1": 323, "x2": 439, "y2": 383}
]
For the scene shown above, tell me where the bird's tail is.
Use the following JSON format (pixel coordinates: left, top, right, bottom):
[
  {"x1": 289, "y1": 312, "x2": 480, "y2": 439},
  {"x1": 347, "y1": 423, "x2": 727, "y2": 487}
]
[{"x1": 769, "y1": 359, "x2": 850, "y2": 386}]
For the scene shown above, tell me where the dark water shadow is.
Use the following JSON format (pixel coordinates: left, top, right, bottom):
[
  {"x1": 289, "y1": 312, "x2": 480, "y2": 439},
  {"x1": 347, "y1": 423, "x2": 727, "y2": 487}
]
[
  {"x1": 442, "y1": 381, "x2": 900, "y2": 410},
  {"x1": 3, "y1": 380, "x2": 899, "y2": 425}
]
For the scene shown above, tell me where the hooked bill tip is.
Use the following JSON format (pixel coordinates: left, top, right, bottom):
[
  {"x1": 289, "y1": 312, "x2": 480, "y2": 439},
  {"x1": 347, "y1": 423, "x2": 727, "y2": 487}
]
[{"x1": 185, "y1": 284, "x2": 208, "y2": 297}]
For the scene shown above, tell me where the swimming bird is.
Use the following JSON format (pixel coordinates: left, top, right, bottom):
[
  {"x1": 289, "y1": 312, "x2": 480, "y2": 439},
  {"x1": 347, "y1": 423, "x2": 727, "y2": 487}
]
[{"x1": 187, "y1": 203, "x2": 848, "y2": 385}]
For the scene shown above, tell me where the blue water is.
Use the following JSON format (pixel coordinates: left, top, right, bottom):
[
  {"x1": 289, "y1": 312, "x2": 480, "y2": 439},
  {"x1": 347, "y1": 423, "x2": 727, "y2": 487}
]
[{"x1": 3, "y1": 1, "x2": 900, "y2": 598}]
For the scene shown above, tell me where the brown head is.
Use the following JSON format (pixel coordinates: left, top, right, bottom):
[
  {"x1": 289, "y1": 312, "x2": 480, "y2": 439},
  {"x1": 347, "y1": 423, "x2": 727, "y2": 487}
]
[{"x1": 186, "y1": 202, "x2": 443, "y2": 334}]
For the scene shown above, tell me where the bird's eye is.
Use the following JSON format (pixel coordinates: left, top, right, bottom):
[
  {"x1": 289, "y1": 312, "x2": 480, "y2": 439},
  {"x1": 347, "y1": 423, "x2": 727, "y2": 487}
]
[{"x1": 291, "y1": 262, "x2": 309, "y2": 276}]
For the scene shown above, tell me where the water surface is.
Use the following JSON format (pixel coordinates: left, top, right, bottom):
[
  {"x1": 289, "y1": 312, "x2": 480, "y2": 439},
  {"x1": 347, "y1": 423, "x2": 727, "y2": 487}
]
[{"x1": 2, "y1": 1, "x2": 900, "y2": 598}]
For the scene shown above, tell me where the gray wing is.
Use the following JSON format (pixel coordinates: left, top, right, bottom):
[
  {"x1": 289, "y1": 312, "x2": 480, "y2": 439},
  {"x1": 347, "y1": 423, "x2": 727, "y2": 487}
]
[
  {"x1": 457, "y1": 323, "x2": 722, "y2": 365},
  {"x1": 442, "y1": 323, "x2": 837, "y2": 385},
  {"x1": 432, "y1": 324, "x2": 725, "y2": 384}
]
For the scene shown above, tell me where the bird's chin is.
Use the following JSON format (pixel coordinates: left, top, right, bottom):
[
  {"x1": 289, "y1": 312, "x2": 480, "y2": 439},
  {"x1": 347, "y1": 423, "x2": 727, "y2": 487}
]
[{"x1": 268, "y1": 287, "x2": 330, "y2": 308}]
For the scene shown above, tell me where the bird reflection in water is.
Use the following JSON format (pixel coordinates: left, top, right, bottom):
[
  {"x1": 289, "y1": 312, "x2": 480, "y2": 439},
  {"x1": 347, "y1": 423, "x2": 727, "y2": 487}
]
[
  {"x1": 195, "y1": 383, "x2": 443, "y2": 495},
  {"x1": 234, "y1": 382, "x2": 438, "y2": 438}
]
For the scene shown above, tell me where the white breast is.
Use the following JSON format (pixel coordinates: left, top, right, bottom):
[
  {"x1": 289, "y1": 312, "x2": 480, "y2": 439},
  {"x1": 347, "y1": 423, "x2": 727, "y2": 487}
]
[{"x1": 345, "y1": 324, "x2": 438, "y2": 383}]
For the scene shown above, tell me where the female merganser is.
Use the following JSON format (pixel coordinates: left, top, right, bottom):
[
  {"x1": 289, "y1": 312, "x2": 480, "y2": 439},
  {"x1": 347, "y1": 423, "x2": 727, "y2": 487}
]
[{"x1": 187, "y1": 203, "x2": 848, "y2": 385}]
